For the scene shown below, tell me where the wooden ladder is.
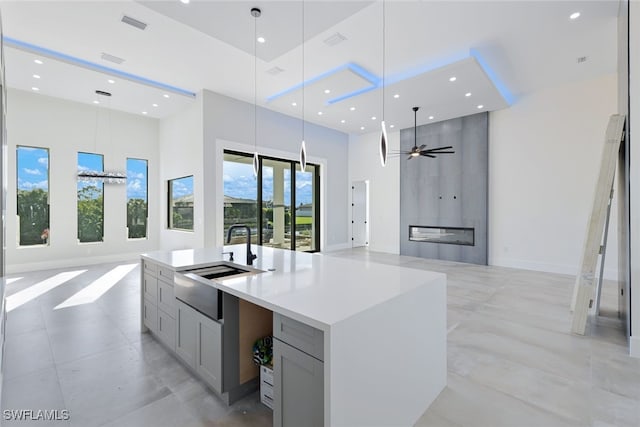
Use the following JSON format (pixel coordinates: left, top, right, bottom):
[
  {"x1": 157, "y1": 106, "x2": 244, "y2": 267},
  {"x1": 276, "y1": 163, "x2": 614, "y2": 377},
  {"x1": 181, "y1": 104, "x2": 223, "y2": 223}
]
[{"x1": 570, "y1": 114, "x2": 625, "y2": 335}]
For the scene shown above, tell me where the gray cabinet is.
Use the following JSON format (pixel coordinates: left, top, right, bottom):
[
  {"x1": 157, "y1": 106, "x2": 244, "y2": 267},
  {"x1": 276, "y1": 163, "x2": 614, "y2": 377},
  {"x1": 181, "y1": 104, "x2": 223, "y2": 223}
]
[
  {"x1": 175, "y1": 299, "x2": 198, "y2": 369},
  {"x1": 175, "y1": 299, "x2": 224, "y2": 393},
  {"x1": 141, "y1": 259, "x2": 176, "y2": 351},
  {"x1": 273, "y1": 314, "x2": 324, "y2": 427},
  {"x1": 196, "y1": 314, "x2": 222, "y2": 392}
]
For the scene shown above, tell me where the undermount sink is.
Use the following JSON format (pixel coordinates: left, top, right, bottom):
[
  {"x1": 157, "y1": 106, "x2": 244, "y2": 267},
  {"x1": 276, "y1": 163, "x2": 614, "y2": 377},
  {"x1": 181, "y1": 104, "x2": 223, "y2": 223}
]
[
  {"x1": 187, "y1": 264, "x2": 251, "y2": 280},
  {"x1": 174, "y1": 262, "x2": 261, "y2": 320}
]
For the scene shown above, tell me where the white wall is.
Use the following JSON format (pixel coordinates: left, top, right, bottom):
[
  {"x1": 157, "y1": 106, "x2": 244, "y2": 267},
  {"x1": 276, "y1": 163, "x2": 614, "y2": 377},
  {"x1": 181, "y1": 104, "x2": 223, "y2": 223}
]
[
  {"x1": 158, "y1": 94, "x2": 204, "y2": 250},
  {"x1": 489, "y1": 73, "x2": 619, "y2": 279},
  {"x1": 628, "y1": 0, "x2": 640, "y2": 357},
  {"x1": 200, "y1": 90, "x2": 350, "y2": 252},
  {"x1": 6, "y1": 89, "x2": 160, "y2": 273},
  {"x1": 347, "y1": 130, "x2": 400, "y2": 254}
]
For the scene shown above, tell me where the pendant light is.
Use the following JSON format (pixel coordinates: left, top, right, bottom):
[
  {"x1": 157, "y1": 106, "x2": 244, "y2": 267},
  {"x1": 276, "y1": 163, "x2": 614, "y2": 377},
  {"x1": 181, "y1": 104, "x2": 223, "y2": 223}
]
[
  {"x1": 251, "y1": 7, "x2": 261, "y2": 177},
  {"x1": 379, "y1": 0, "x2": 388, "y2": 167},
  {"x1": 299, "y1": 0, "x2": 307, "y2": 171}
]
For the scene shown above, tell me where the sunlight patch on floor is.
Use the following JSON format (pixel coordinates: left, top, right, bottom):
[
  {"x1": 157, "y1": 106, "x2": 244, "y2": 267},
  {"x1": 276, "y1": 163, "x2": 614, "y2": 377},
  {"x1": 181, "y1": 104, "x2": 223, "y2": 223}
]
[
  {"x1": 6, "y1": 277, "x2": 23, "y2": 285},
  {"x1": 54, "y1": 264, "x2": 138, "y2": 310},
  {"x1": 6, "y1": 270, "x2": 87, "y2": 312}
]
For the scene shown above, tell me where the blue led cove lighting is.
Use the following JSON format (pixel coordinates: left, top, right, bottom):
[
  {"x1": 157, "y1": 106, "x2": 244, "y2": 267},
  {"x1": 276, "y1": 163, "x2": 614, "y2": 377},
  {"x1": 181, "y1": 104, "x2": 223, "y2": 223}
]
[{"x1": 5, "y1": 37, "x2": 196, "y2": 98}]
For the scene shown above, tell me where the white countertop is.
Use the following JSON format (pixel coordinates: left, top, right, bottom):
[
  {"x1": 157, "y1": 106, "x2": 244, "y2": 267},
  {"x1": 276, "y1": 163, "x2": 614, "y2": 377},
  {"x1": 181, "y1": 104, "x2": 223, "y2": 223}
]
[{"x1": 142, "y1": 245, "x2": 445, "y2": 331}]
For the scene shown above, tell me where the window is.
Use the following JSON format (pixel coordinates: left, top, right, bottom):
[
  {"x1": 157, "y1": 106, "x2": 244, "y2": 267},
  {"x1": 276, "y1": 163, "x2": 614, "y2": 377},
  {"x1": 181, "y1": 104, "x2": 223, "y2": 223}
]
[
  {"x1": 17, "y1": 146, "x2": 50, "y2": 246},
  {"x1": 77, "y1": 152, "x2": 104, "y2": 243},
  {"x1": 127, "y1": 158, "x2": 148, "y2": 239},
  {"x1": 223, "y1": 150, "x2": 320, "y2": 252},
  {"x1": 223, "y1": 153, "x2": 258, "y2": 243},
  {"x1": 168, "y1": 175, "x2": 194, "y2": 231}
]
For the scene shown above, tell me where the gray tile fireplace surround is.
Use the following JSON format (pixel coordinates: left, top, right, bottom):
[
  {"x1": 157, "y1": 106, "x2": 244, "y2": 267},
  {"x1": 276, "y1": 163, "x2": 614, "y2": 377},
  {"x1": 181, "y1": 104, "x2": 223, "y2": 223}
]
[{"x1": 400, "y1": 112, "x2": 488, "y2": 265}]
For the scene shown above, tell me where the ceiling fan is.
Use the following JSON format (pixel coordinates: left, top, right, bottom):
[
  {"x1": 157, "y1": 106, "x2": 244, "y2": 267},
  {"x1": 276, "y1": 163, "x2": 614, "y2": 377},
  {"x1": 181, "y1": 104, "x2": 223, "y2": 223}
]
[{"x1": 395, "y1": 107, "x2": 455, "y2": 160}]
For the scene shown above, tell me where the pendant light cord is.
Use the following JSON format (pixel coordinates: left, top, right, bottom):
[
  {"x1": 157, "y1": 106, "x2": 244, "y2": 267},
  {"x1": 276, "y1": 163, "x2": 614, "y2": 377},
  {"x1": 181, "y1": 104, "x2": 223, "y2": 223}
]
[
  {"x1": 301, "y1": 0, "x2": 305, "y2": 147},
  {"x1": 382, "y1": 0, "x2": 385, "y2": 122},
  {"x1": 254, "y1": 12, "x2": 257, "y2": 154}
]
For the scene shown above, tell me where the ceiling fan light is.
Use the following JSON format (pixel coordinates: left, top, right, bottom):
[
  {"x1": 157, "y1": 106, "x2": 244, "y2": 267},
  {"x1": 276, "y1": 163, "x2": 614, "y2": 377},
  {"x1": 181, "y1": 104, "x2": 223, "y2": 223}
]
[
  {"x1": 410, "y1": 151, "x2": 420, "y2": 157},
  {"x1": 380, "y1": 121, "x2": 388, "y2": 167}
]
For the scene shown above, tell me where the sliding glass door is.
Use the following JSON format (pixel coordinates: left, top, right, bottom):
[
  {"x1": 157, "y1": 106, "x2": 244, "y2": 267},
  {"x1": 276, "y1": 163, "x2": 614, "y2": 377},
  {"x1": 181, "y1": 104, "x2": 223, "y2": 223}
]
[{"x1": 223, "y1": 150, "x2": 320, "y2": 252}]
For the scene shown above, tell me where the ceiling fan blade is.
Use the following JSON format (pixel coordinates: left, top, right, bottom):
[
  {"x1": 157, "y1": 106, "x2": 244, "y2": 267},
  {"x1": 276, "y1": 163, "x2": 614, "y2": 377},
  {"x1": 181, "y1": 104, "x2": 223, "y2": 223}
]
[
  {"x1": 419, "y1": 153, "x2": 436, "y2": 158},
  {"x1": 426, "y1": 146, "x2": 454, "y2": 151},
  {"x1": 419, "y1": 144, "x2": 427, "y2": 150},
  {"x1": 425, "y1": 150, "x2": 455, "y2": 154},
  {"x1": 407, "y1": 155, "x2": 415, "y2": 160}
]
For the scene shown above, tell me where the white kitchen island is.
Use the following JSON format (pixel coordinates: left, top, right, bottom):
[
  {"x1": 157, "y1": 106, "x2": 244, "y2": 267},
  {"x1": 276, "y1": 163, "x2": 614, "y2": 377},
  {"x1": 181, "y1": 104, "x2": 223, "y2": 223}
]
[{"x1": 141, "y1": 245, "x2": 446, "y2": 427}]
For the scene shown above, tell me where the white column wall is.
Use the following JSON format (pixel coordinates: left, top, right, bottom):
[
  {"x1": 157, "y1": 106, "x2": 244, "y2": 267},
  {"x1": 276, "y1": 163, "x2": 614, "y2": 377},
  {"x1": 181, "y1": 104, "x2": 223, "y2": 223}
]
[
  {"x1": 347, "y1": 130, "x2": 400, "y2": 254},
  {"x1": 6, "y1": 89, "x2": 160, "y2": 273},
  {"x1": 158, "y1": 94, "x2": 204, "y2": 250},
  {"x1": 489, "y1": 73, "x2": 619, "y2": 279}
]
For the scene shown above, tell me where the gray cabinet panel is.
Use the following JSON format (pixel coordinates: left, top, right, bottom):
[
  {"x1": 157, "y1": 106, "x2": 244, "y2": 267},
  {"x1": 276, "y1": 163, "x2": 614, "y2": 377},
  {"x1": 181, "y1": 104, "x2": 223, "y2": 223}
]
[
  {"x1": 157, "y1": 308, "x2": 176, "y2": 350},
  {"x1": 175, "y1": 300, "x2": 197, "y2": 368},
  {"x1": 158, "y1": 279, "x2": 175, "y2": 314},
  {"x1": 143, "y1": 299, "x2": 157, "y2": 332},
  {"x1": 274, "y1": 338, "x2": 324, "y2": 427},
  {"x1": 273, "y1": 313, "x2": 324, "y2": 361},
  {"x1": 143, "y1": 273, "x2": 157, "y2": 302},
  {"x1": 196, "y1": 315, "x2": 222, "y2": 392}
]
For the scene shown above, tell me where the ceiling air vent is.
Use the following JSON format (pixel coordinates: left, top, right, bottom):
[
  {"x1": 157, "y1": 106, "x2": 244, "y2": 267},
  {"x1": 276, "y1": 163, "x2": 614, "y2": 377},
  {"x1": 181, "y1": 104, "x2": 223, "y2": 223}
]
[
  {"x1": 323, "y1": 32, "x2": 347, "y2": 47},
  {"x1": 266, "y1": 66, "x2": 284, "y2": 76},
  {"x1": 121, "y1": 15, "x2": 148, "y2": 31},
  {"x1": 101, "y1": 52, "x2": 125, "y2": 64},
  {"x1": 577, "y1": 56, "x2": 588, "y2": 64}
]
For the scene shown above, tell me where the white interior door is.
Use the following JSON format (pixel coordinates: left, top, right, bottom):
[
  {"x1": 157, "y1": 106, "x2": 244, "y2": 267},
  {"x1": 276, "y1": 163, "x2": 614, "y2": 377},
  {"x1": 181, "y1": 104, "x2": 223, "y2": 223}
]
[{"x1": 352, "y1": 181, "x2": 368, "y2": 247}]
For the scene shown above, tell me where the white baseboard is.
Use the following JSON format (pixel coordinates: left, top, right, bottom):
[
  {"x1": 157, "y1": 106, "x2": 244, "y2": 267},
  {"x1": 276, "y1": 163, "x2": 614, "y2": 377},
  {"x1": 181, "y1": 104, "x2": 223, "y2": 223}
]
[
  {"x1": 630, "y1": 336, "x2": 640, "y2": 359},
  {"x1": 7, "y1": 252, "x2": 143, "y2": 274},
  {"x1": 489, "y1": 256, "x2": 618, "y2": 281},
  {"x1": 322, "y1": 242, "x2": 351, "y2": 253}
]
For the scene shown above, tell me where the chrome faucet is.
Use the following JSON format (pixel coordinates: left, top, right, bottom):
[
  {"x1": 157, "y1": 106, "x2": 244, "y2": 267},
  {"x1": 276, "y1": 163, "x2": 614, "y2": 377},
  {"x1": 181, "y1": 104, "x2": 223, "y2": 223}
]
[{"x1": 226, "y1": 224, "x2": 257, "y2": 266}]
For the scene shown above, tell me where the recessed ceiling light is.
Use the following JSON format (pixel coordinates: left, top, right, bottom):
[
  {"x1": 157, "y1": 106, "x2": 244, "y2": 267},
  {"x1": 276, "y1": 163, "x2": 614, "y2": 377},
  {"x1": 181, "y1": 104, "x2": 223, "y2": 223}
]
[
  {"x1": 180, "y1": 0, "x2": 190, "y2": 4},
  {"x1": 393, "y1": 94, "x2": 400, "y2": 99},
  {"x1": 31, "y1": 87, "x2": 40, "y2": 91},
  {"x1": 449, "y1": 76, "x2": 457, "y2": 82},
  {"x1": 318, "y1": 111, "x2": 323, "y2": 115},
  {"x1": 142, "y1": 111, "x2": 148, "y2": 115},
  {"x1": 570, "y1": 12, "x2": 580, "y2": 20},
  {"x1": 324, "y1": 89, "x2": 331, "y2": 94},
  {"x1": 257, "y1": 36, "x2": 266, "y2": 44},
  {"x1": 428, "y1": 116, "x2": 434, "y2": 120},
  {"x1": 477, "y1": 104, "x2": 484, "y2": 109},
  {"x1": 340, "y1": 119, "x2": 346, "y2": 123},
  {"x1": 34, "y1": 59, "x2": 43, "y2": 65},
  {"x1": 33, "y1": 74, "x2": 41, "y2": 79},
  {"x1": 350, "y1": 107, "x2": 356, "y2": 111},
  {"x1": 93, "y1": 100, "x2": 100, "y2": 104},
  {"x1": 465, "y1": 92, "x2": 472, "y2": 97},
  {"x1": 360, "y1": 126, "x2": 365, "y2": 130},
  {"x1": 291, "y1": 102, "x2": 297, "y2": 106},
  {"x1": 390, "y1": 124, "x2": 395, "y2": 128},
  {"x1": 107, "y1": 79, "x2": 115, "y2": 84},
  {"x1": 152, "y1": 103, "x2": 158, "y2": 107},
  {"x1": 371, "y1": 116, "x2": 376, "y2": 120}
]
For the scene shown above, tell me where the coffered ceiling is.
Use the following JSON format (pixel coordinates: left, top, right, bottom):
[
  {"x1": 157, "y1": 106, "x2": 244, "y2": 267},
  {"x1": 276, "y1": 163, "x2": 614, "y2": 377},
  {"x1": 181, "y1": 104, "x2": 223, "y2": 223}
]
[{"x1": 1, "y1": 0, "x2": 619, "y2": 134}]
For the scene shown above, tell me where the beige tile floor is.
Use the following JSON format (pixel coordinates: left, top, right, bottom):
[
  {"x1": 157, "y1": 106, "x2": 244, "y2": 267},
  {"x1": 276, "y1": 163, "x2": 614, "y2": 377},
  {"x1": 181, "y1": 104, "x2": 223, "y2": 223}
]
[{"x1": 1, "y1": 249, "x2": 638, "y2": 426}]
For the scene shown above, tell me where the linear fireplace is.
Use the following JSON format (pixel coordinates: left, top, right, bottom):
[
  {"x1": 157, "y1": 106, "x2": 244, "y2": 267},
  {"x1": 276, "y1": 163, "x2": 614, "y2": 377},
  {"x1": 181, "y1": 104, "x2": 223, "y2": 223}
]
[{"x1": 409, "y1": 226, "x2": 474, "y2": 246}]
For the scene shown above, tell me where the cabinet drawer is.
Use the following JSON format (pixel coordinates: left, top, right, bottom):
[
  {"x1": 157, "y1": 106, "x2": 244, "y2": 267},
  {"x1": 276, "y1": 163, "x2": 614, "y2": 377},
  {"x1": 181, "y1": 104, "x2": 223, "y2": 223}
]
[
  {"x1": 143, "y1": 274, "x2": 158, "y2": 302},
  {"x1": 157, "y1": 308, "x2": 176, "y2": 350},
  {"x1": 143, "y1": 300, "x2": 158, "y2": 332},
  {"x1": 143, "y1": 260, "x2": 158, "y2": 276},
  {"x1": 158, "y1": 280, "x2": 175, "y2": 314},
  {"x1": 158, "y1": 266, "x2": 174, "y2": 283},
  {"x1": 274, "y1": 313, "x2": 324, "y2": 361}
]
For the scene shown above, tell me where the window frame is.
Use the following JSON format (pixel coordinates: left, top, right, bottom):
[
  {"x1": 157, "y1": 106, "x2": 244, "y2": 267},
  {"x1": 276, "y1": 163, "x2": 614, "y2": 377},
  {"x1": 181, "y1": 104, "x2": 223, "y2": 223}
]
[
  {"x1": 126, "y1": 157, "x2": 149, "y2": 240},
  {"x1": 77, "y1": 151, "x2": 105, "y2": 244},
  {"x1": 16, "y1": 145, "x2": 50, "y2": 247},
  {"x1": 168, "y1": 175, "x2": 194, "y2": 231}
]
